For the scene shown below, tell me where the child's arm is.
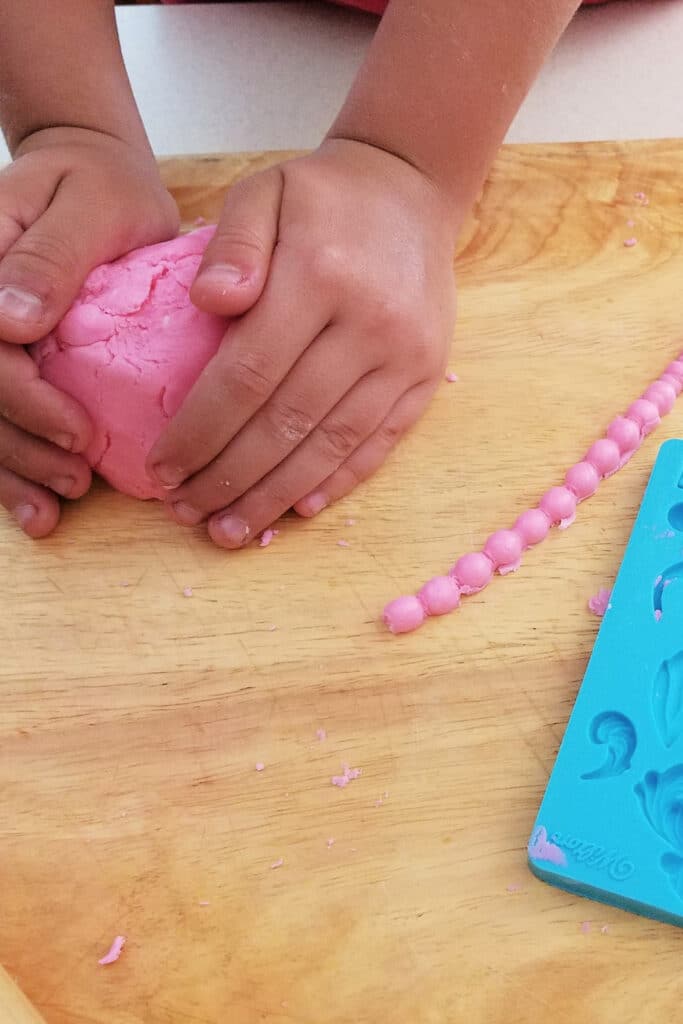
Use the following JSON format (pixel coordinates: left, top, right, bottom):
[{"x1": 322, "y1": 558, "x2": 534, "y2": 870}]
[
  {"x1": 330, "y1": 0, "x2": 581, "y2": 226},
  {"x1": 150, "y1": 0, "x2": 581, "y2": 547},
  {"x1": 0, "y1": 0, "x2": 177, "y2": 536}
]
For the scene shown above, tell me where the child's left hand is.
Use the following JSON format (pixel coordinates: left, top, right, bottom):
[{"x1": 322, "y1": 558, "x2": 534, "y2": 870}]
[{"x1": 147, "y1": 138, "x2": 458, "y2": 547}]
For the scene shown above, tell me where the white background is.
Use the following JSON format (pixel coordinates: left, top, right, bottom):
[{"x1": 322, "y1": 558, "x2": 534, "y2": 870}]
[{"x1": 1, "y1": 0, "x2": 681, "y2": 162}]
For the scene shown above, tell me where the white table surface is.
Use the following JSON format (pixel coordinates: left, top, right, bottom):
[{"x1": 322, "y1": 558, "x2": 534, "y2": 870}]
[{"x1": 1, "y1": 0, "x2": 681, "y2": 163}]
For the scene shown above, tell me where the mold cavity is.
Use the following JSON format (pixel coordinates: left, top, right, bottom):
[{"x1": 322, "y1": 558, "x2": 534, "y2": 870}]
[
  {"x1": 668, "y1": 503, "x2": 683, "y2": 531},
  {"x1": 581, "y1": 711, "x2": 636, "y2": 780}
]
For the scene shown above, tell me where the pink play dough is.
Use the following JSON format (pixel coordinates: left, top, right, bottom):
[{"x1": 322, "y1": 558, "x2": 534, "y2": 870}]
[
  {"x1": 383, "y1": 347, "x2": 683, "y2": 634},
  {"x1": 514, "y1": 508, "x2": 550, "y2": 547},
  {"x1": 31, "y1": 226, "x2": 227, "y2": 500},
  {"x1": 98, "y1": 935, "x2": 126, "y2": 966},
  {"x1": 452, "y1": 551, "x2": 493, "y2": 594},
  {"x1": 484, "y1": 529, "x2": 523, "y2": 574}
]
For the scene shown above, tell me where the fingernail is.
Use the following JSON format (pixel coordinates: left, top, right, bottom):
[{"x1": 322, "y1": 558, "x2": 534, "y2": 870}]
[
  {"x1": 215, "y1": 513, "x2": 250, "y2": 546},
  {"x1": 51, "y1": 432, "x2": 76, "y2": 452},
  {"x1": 51, "y1": 476, "x2": 76, "y2": 498},
  {"x1": 14, "y1": 503, "x2": 37, "y2": 528},
  {"x1": 153, "y1": 464, "x2": 185, "y2": 488},
  {"x1": 0, "y1": 286, "x2": 44, "y2": 323},
  {"x1": 172, "y1": 501, "x2": 202, "y2": 525},
  {"x1": 301, "y1": 491, "x2": 328, "y2": 516},
  {"x1": 198, "y1": 264, "x2": 251, "y2": 288}
]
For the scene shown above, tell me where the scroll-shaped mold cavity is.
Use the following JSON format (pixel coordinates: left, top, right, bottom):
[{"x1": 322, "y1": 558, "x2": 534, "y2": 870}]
[
  {"x1": 635, "y1": 765, "x2": 683, "y2": 853},
  {"x1": 653, "y1": 562, "x2": 683, "y2": 620},
  {"x1": 581, "y1": 711, "x2": 637, "y2": 780},
  {"x1": 668, "y1": 503, "x2": 683, "y2": 532},
  {"x1": 653, "y1": 650, "x2": 683, "y2": 748},
  {"x1": 661, "y1": 853, "x2": 683, "y2": 899}
]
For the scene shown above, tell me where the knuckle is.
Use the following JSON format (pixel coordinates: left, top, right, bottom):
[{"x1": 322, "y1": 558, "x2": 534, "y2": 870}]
[
  {"x1": 266, "y1": 399, "x2": 313, "y2": 445},
  {"x1": 257, "y1": 483, "x2": 292, "y2": 513},
  {"x1": 317, "y1": 417, "x2": 361, "y2": 463},
  {"x1": 362, "y1": 294, "x2": 410, "y2": 337},
  {"x1": 0, "y1": 210, "x2": 24, "y2": 247},
  {"x1": 376, "y1": 419, "x2": 403, "y2": 449},
  {"x1": 308, "y1": 243, "x2": 345, "y2": 288},
  {"x1": 230, "y1": 349, "x2": 278, "y2": 402},
  {"x1": 214, "y1": 222, "x2": 268, "y2": 261},
  {"x1": 6, "y1": 231, "x2": 80, "y2": 295}
]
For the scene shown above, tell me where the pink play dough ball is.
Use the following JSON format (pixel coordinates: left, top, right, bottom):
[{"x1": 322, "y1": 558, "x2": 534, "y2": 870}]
[
  {"x1": 383, "y1": 595, "x2": 426, "y2": 634},
  {"x1": 564, "y1": 461, "x2": 600, "y2": 500},
  {"x1": 483, "y1": 529, "x2": 523, "y2": 572},
  {"x1": 514, "y1": 508, "x2": 551, "y2": 547},
  {"x1": 418, "y1": 575, "x2": 461, "y2": 615},
  {"x1": 642, "y1": 381, "x2": 677, "y2": 415},
  {"x1": 539, "y1": 486, "x2": 577, "y2": 526},
  {"x1": 665, "y1": 360, "x2": 683, "y2": 383},
  {"x1": 31, "y1": 226, "x2": 227, "y2": 500},
  {"x1": 659, "y1": 373, "x2": 683, "y2": 396},
  {"x1": 606, "y1": 416, "x2": 641, "y2": 454},
  {"x1": 585, "y1": 438, "x2": 621, "y2": 477},
  {"x1": 452, "y1": 552, "x2": 494, "y2": 594},
  {"x1": 626, "y1": 398, "x2": 660, "y2": 435}
]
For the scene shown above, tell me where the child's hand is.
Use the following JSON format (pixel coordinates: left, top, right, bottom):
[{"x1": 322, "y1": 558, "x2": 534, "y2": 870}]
[
  {"x1": 0, "y1": 127, "x2": 179, "y2": 536},
  {"x1": 149, "y1": 139, "x2": 458, "y2": 547}
]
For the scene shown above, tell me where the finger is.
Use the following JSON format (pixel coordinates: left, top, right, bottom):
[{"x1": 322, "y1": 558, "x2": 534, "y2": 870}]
[
  {"x1": 0, "y1": 341, "x2": 93, "y2": 452},
  {"x1": 166, "y1": 326, "x2": 373, "y2": 524},
  {"x1": 0, "y1": 465, "x2": 61, "y2": 538},
  {"x1": 190, "y1": 167, "x2": 283, "y2": 318},
  {"x1": 0, "y1": 417, "x2": 92, "y2": 498},
  {"x1": 206, "y1": 371, "x2": 396, "y2": 548},
  {"x1": 148, "y1": 254, "x2": 332, "y2": 488},
  {"x1": 294, "y1": 382, "x2": 437, "y2": 517},
  {"x1": 0, "y1": 176, "x2": 129, "y2": 344}
]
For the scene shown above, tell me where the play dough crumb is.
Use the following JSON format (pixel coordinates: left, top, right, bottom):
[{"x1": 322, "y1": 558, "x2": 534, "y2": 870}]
[
  {"x1": 580, "y1": 921, "x2": 592, "y2": 935},
  {"x1": 588, "y1": 588, "x2": 611, "y2": 616},
  {"x1": 98, "y1": 936, "x2": 126, "y2": 966},
  {"x1": 337, "y1": 539, "x2": 350, "y2": 547},
  {"x1": 624, "y1": 237, "x2": 637, "y2": 247},
  {"x1": 445, "y1": 371, "x2": 459, "y2": 383},
  {"x1": 506, "y1": 884, "x2": 522, "y2": 894},
  {"x1": 271, "y1": 858, "x2": 284, "y2": 870},
  {"x1": 332, "y1": 764, "x2": 362, "y2": 787},
  {"x1": 327, "y1": 837, "x2": 335, "y2": 848},
  {"x1": 627, "y1": 219, "x2": 635, "y2": 227},
  {"x1": 183, "y1": 586, "x2": 193, "y2": 598},
  {"x1": 255, "y1": 762, "x2": 265, "y2": 772},
  {"x1": 316, "y1": 728, "x2": 327, "y2": 741},
  {"x1": 345, "y1": 518, "x2": 357, "y2": 527},
  {"x1": 601, "y1": 925, "x2": 609, "y2": 935},
  {"x1": 260, "y1": 528, "x2": 279, "y2": 547},
  {"x1": 634, "y1": 191, "x2": 649, "y2": 205},
  {"x1": 199, "y1": 901, "x2": 210, "y2": 907}
]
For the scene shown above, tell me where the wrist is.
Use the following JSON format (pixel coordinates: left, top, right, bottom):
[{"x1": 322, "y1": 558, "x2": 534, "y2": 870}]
[
  {"x1": 13, "y1": 124, "x2": 154, "y2": 164},
  {"x1": 322, "y1": 133, "x2": 468, "y2": 239}
]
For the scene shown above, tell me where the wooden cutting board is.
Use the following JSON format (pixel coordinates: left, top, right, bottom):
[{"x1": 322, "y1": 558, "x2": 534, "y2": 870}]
[{"x1": 2, "y1": 140, "x2": 683, "y2": 1024}]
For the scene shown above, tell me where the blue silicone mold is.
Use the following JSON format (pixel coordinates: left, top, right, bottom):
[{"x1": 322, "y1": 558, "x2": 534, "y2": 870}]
[{"x1": 529, "y1": 439, "x2": 683, "y2": 926}]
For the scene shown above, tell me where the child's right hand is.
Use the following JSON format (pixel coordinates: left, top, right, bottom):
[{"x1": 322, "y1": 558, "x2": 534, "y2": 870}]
[{"x1": 0, "y1": 127, "x2": 179, "y2": 537}]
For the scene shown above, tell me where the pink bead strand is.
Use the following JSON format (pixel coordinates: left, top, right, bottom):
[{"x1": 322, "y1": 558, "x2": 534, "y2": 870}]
[{"x1": 383, "y1": 350, "x2": 683, "y2": 635}]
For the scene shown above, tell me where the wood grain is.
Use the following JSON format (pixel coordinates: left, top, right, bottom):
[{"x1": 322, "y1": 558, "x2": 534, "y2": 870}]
[
  {"x1": 0, "y1": 967, "x2": 47, "y2": 1024},
  {"x1": 3, "y1": 140, "x2": 683, "y2": 1023}
]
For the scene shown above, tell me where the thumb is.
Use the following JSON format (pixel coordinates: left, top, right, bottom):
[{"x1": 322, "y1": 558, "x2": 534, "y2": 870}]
[
  {"x1": 191, "y1": 166, "x2": 283, "y2": 318},
  {"x1": 0, "y1": 197, "x2": 111, "y2": 345}
]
